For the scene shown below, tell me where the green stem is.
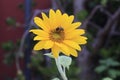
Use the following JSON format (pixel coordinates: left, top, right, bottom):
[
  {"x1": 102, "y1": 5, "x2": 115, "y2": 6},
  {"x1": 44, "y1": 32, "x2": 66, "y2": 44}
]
[{"x1": 55, "y1": 58, "x2": 68, "y2": 80}]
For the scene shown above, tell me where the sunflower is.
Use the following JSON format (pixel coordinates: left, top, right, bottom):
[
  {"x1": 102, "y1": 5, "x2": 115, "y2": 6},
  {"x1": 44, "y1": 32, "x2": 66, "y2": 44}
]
[{"x1": 30, "y1": 9, "x2": 87, "y2": 58}]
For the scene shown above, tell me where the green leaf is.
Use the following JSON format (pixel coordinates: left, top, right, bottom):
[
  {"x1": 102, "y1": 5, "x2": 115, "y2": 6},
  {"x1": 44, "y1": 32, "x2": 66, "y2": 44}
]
[
  {"x1": 2, "y1": 41, "x2": 14, "y2": 51},
  {"x1": 58, "y1": 55, "x2": 72, "y2": 70},
  {"x1": 6, "y1": 17, "x2": 16, "y2": 26},
  {"x1": 102, "y1": 77, "x2": 113, "y2": 80},
  {"x1": 101, "y1": 0, "x2": 108, "y2": 6},
  {"x1": 95, "y1": 65, "x2": 107, "y2": 73},
  {"x1": 106, "y1": 58, "x2": 120, "y2": 67},
  {"x1": 77, "y1": 10, "x2": 88, "y2": 21},
  {"x1": 31, "y1": 53, "x2": 44, "y2": 67},
  {"x1": 100, "y1": 58, "x2": 120, "y2": 67},
  {"x1": 3, "y1": 52, "x2": 15, "y2": 65},
  {"x1": 100, "y1": 48, "x2": 111, "y2": 58},
  {"x1": 51, "y1": 78, "x2": 60, "y2": 80},
  {"x1": 44, "y1": 53, "x2": 54, "y2": 58},
  {"x1": 16, "y1": 70, "x2": 25, "y2": 80},
  {"x1": 108, "y1": 69, "x2": 120, "y2": 78}
]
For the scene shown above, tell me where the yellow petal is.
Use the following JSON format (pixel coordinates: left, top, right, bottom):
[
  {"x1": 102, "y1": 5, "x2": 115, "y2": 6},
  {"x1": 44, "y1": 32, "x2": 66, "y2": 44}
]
[
  {"x1": 34, "y1": 17, "x2": 49, "y2": 32},
  {"x1": 49, "y1": 9, "x2": 58, "y2": 29},
  {"x1": 72, "y1": 22, "x2": 81, "y2": 28},
  {"x1": 55, "y1": 42, "x2": 70, "y2": 56},
  {"x1": 44, "y1": 40, "x2": 54, "y2": 49},
  {"x1": 72, "y1": 36, "x2": 87, "y2": 44},
  {"x1": 69, "y1": 47, "x2": 78, "y2": 57},
  {"x1": 41, "y1": 12, "x2": 51, "y2": 30},
  {"x1": 65, "y1": 22, "x2": 82, "y2": 32},
  {"x1": 61, "y1": 14, "x2": 69, "y2": 28},
  {"x1": 62, "y1": 14, "x2": 74, "y2": 25},
  {"x1": 56, "y1": 10, "x2": 62, "y2": 16},
  {"x1": 56, "y1": 10, "x2": 62, "y2": 26},
  {"x1": 41, "y1": 12, "x2": 49, "y2": 21},
  {"x1": 52, "y1": 44, "x2": 60, "y2": 58},
  {"x1": 33, "y1": 41, "x2": 45, "y2": 50},
  {"x1": 68, "y1": 15, "x2": 74, "y2": 24},
  {"x1": 30, "y1": 29, "x2": 49, "y2": 37},
  {"x1": 62, "y1": 13, "x2": 69, "y2": 18},
  {"x1": 65, "y1": 29, "x2": 85, "y2": 39},
  {"x1": 34, "y1": 36, "x2": 49, "y2": 40},
  {"x1": 49, "y1": 9, "x2": 56, "y2": 18},
  {"x1": 60, "y1": 49, "x2": 70, "y2": 56},
  {"x1": 63, "y1": 40, "x2": 81, "y2": 51}
]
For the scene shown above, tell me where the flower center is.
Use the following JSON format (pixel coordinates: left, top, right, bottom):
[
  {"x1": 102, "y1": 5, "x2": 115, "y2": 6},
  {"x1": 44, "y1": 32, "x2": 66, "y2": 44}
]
[{"x1": 49, "y1": 27, "x2": 65, "y2": 42}]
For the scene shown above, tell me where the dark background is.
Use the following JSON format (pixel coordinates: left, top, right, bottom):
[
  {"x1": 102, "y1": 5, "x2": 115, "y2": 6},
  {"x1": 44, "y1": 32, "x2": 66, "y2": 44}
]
[{"x1": 0, "y1": 0, "x2": 120, "y2": 80}]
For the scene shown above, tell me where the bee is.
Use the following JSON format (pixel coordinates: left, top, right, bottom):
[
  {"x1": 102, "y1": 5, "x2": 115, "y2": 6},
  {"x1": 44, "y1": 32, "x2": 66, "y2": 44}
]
[{"x1": 55, "y1": 27, "x2": 64, "y2": 33}]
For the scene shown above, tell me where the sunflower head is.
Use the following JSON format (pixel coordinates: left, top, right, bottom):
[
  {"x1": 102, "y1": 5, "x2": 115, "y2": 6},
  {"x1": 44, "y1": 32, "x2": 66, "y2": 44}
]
[
  {"x1": 30, "y1": 9, "x2": 87, "y2": 58},
  {"x1": 49, "y1": 26, "x2": 65, "y2": 42}
]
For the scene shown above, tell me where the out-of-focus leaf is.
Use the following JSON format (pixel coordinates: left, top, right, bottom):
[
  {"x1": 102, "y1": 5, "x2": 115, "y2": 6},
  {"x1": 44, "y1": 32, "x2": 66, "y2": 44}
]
[
  {"x1": 86, "y1": 33, "x2": 94, "y2": 42},
  {"x1": 2, "y1": 41, "x2": 14, "y2": 51},
  {"x1": 108, "y1": 69, "x2": 120, "y2": 78},
  {"x1": 95, "y1": 65, "x2": 107, "y2": 73},
  {"x1": 51, "y1": 78, "x2": 60, "y2": 80},
  {"x1": 106, "y1": 58, "x2": 120, "y2": 67},
  {"x1": 77, "y1": 10, "x2": 88, "y2": 21},
  {"x1": 100, "y1": 48, "x2": 111, "y2": 58},
  {"x1": 58, "y1": 55, "x2": 72, "y2": 70},
  {"x1": 102, "y1": 77, "x2": 113, "y2": 80},
  {"x1": 6, "y1": 17, "x2": 16, "y2": 26},
  {"x1": 101, "y1": 0, "x2": 108, "y2": 6},
  {"x1": 16, "y1": 70, "x2": 25, "y2": 80},
  {"x1": 44, "y1": 53, "x2": 54, "y2": 58},
  {"x1": 100, "y1": 58, "x2": 120, "y2": 67},
  {"x1": 31, "y1": 53, "x2": 43, "y2": 67},
  {"x1": 3, "y1": 53, "x2": 15, "y2": 65}
]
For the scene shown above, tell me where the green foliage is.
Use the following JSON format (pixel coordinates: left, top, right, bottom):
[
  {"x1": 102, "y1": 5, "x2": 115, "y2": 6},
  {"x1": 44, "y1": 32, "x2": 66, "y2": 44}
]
[
  {"x1": 16, "y1": 70, "x2": 25, "y2": 80},
  {"x1": 2, "y1": 41, "x2": 14, "y2": 51},
  {"x1": 108, "y1": 69, "x2": 120, "y2": 78},
  {"x1": 77, "y1": 10, "x2": 88, "y2": 21},
  {"x1": 31, "y1": 52, "x2": 44, "y2": 67},
  {"x1": 95, "y1": 58, "x2": 120, "y2": 79},
  {"x1": 100, "y1": 44, "x2": 120, "y2": 58},
  {"x1": 85, "y1": 32, "x2": 94, "y2": 51},
  {"x1": 2, "y1": 40, "x2": 23, "y2": 66},
  {"x1": 67, "y1": 61, "x2": 81, "y2": 80},
  {"x1": 101, "y1": 0, "x2": 108, "y2": 6},
  {"x1": 6, "y1": 17, "x2": 16, "y2": 26},
  {"x1": 95, "y1": 65, "x2": 107, "y2": 73},
  {"x1": 3, "y1": 52, "x2": 15, "y2": 66},
  {"x1": 100, "y1": 48, "x2": 111, "y2": 58},
  {"x1": 51, "y1": 78, "x2": 60, "y2": 80},
  {"x1": 31, "y1": 52, "x2": 58, "y2": 78},
  {"x1": 102, "y1": 77, "x2": 113, "y2": 80},
  {"x1": 99, "y1": 58, "x2": 120, "y2": 67}
]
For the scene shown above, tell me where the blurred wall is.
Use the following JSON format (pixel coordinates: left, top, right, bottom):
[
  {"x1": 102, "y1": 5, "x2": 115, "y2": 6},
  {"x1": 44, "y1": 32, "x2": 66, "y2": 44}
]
[{"x1": 0, "y1": 0, "x2": 51, "y2": 79}]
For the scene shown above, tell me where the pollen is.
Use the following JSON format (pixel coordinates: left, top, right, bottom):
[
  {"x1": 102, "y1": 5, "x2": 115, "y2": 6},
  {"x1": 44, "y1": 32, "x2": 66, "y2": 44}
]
[{"x1": 49, "y1": 27, "x2": 65, "y2": 42}]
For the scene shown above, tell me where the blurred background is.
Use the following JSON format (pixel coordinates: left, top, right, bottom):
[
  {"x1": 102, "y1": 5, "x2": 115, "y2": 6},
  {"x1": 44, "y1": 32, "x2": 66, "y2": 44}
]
[{"x1": 0, "y1": 0, "x2": 120, "y2": 80}]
